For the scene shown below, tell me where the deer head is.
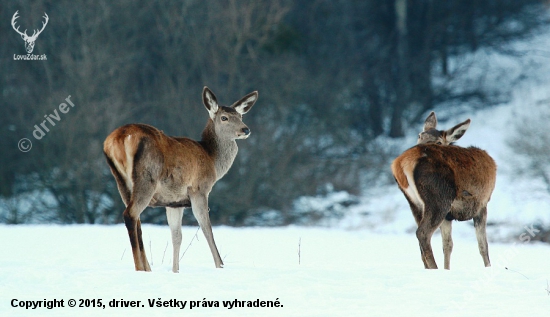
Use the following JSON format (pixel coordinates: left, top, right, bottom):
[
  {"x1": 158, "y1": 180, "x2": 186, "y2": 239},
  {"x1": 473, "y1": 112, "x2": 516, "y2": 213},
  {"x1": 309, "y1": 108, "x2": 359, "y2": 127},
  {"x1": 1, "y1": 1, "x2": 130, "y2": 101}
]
[
  {"x1": 417, "y1": 111, "x2": 470, "y2": 145},
  {"x1": 12, "y1": 11, "x2": 49, "y2": 54},
  {"x1": 202, "y1": 87, "x2": 257, "y2": 140}
]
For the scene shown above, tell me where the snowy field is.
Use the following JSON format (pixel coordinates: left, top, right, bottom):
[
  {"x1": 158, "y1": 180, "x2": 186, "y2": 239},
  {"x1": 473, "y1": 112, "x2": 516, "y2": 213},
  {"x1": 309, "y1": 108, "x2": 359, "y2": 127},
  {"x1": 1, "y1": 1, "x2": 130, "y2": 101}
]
[{"x1": 0, "y1": 225, "x2": 549, "y2": 317}]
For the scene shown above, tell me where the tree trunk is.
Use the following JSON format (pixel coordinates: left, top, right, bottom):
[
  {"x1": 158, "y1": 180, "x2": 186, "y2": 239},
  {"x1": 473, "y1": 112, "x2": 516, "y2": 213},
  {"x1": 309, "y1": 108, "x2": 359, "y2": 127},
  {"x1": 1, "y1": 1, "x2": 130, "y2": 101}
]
[{"x1": 390, "y1": 0, "x2": 409, "y2": 138}]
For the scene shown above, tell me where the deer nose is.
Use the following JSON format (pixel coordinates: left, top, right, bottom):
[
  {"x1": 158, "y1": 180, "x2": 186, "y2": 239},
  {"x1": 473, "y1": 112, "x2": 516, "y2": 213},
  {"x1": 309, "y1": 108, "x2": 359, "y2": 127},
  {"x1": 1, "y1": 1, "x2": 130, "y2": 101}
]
[{"x1": 242, "y1": 127, "x2": 250, "y2": 135}]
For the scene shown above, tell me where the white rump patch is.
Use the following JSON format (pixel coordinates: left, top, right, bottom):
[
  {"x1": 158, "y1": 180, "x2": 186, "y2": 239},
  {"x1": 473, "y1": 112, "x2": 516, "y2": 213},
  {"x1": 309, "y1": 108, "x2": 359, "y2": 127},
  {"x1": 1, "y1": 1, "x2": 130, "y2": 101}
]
[{"x1": 404, "y1": 170, "x2": 424, "y2": 212}]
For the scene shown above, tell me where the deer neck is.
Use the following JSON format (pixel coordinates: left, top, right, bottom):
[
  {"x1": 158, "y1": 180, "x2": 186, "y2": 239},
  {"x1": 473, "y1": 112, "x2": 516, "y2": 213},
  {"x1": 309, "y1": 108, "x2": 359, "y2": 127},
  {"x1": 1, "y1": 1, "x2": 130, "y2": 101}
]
[{"x1": 200, "y1": 119, "x2": 238, "y2": 180}]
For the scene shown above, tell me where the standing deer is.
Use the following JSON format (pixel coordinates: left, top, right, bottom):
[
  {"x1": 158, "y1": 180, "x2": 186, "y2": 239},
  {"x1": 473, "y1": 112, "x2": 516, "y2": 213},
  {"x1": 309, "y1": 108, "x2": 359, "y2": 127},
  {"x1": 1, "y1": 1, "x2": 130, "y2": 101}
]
[
  {"x1": 11, "y1": 11, "x2": 49, "y2": 54},
  {"x1": 391, "y1": 112, "x2": 496, "y2": 269},
  {"x1": 104, "y1": 87, "x2": 258, "y2": 272}
]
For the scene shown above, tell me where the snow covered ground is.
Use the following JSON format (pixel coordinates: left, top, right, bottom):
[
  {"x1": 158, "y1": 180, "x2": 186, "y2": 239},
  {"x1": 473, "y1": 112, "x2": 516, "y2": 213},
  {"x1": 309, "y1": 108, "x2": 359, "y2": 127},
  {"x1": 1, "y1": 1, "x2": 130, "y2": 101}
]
[{"x1": 0, "y1": 225, "x2": 549, "y2": 317}]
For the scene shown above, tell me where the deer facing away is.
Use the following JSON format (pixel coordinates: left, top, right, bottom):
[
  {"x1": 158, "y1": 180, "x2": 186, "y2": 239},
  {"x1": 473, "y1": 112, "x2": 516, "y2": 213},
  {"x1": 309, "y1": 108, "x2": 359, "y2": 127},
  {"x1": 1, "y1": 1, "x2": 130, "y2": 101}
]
[
  {"x1": 104, "y1": 87, "x2": 258, "y2": 272},
  {"x1": 391, "y1": 112, "x2": 496, "y2": 269}
]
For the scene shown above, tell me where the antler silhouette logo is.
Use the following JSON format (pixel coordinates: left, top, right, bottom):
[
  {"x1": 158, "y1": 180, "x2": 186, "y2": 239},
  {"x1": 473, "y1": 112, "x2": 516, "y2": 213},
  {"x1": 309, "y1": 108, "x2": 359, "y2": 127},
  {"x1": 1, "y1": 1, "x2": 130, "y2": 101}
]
[{"x1": 11, "y1": 11, "x2": 49, "y2": 54}]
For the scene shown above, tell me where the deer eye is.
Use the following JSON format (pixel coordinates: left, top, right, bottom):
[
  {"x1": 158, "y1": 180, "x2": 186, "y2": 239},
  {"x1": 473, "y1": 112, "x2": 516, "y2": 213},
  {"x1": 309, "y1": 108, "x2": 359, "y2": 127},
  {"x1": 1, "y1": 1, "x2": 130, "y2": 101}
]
[{"x1": 221, "y1": 116, "x2": 228, "y2": 121}]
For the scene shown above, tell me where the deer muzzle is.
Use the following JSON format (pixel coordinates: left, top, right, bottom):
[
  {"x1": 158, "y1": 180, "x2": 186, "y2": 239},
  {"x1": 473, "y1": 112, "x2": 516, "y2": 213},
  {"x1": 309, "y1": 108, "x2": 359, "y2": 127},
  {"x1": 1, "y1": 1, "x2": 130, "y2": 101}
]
[{"x1": 237, "y1": 127, "x2": 251, "y2": 139}]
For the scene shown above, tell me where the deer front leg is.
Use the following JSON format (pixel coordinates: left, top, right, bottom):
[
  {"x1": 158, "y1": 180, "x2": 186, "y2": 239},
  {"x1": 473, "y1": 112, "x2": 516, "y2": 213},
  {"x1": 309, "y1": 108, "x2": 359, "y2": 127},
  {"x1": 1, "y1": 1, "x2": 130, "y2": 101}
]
[
  {"x1": 440, "y1": 219, "x2": 453, "y2": 270},
  {"x1": 189, "y1": 192, "x2": 223, "y2": 268},
  {"x1": 166, "y1": 207, "x2": 184, "y2": 273}
]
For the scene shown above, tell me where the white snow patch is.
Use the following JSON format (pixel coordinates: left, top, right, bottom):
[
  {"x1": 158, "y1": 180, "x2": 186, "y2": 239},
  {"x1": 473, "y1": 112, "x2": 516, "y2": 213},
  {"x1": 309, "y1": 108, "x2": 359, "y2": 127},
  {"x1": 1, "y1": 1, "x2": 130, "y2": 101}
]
[{"x1": 0, "y1": 225, "x2": 549, "y2": 317}]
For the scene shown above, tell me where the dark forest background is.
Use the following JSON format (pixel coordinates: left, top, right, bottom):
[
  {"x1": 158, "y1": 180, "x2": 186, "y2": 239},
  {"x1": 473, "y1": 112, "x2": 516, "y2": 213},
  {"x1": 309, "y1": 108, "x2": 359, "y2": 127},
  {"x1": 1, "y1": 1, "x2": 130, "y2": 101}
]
[{"x1": 1, "y1": 0, "x2": 548, "y2": 225}]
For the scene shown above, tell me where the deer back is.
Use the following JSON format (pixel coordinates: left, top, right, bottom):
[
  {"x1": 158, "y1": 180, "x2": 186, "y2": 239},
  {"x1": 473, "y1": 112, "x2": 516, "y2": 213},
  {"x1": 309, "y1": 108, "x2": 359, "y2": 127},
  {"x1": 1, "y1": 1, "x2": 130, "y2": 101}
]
[
  {"x1": 392, "y1": 144, "x2": 496, "y2": 213},
  {"x1": 104, "y1": 124, "x2": 217, "y2": 200}
]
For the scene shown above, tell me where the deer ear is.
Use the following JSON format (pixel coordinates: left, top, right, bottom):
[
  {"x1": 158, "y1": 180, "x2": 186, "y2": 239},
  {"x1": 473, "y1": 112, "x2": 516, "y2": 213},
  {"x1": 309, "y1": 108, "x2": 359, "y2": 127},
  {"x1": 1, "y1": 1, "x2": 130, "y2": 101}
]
[
  {"x1": 232, "y1": 91, "x2": 258, "y2": 115},
  {"x1": 423, "y1": 111, "x2": 437, "y2": 131},
  {"x1": 203, "y1": 87, "x2": 219, "y2": 119},
  {"x1": 446, "y1": 119, "x2": 470, "y2": 143}
]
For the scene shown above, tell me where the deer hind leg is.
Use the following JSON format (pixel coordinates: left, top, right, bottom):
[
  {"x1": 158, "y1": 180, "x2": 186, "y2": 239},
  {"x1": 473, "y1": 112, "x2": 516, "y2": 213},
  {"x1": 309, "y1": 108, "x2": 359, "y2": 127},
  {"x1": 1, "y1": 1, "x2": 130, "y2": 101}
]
[
  {"x1": 401, "y1": 192, "x2": 429, "y2": 268},
  {"x1": 416, "y1": 220, "x2": 442, "y2": 269},
  {"x1": 123, "y1": 199, "x2": 152, "y2": 271},
  {"x1": 166, "y1": 207, "x2": 184, "y2": 273},
  {"x1": 189, "y1": 192, "x2": 223, "y2": 268},
  {"x1": 418, "y1": 246, "x2": 429, "y2": 269},
  {"x1": 104, "y1": 154, "x2": 131, "y2": 206},
  {"x1": 414, "y1": 161, "x2": 456, "y2": 269},
  {"x1": 410, "y1": 203, "x2": 429, "y2": 269},
  {"x1": 123, "y1": 176, "x2": 155, "y2": 271},
  {"x1": 136, "y1": 218, "x2": 151, "y2": 271},
  {"x1": 124, "y1": 138, "x2": 161, "y2": 271},
  {"x1": 415, "y1": 196, "x2": 450, "y2": 269},
  {"x1": 473, "y1": 206, "x2": 491, "y2": 267},
  {"x1": 440, "y1": 219, "x2": 453, "y2": 270}
]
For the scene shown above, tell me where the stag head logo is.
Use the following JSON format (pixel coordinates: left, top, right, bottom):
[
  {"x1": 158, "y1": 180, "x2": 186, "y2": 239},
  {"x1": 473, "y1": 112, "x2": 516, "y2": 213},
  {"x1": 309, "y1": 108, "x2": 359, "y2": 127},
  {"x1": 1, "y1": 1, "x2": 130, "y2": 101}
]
[{"x1": 11, "y1": 11, "x2": 49, "y2": 54}]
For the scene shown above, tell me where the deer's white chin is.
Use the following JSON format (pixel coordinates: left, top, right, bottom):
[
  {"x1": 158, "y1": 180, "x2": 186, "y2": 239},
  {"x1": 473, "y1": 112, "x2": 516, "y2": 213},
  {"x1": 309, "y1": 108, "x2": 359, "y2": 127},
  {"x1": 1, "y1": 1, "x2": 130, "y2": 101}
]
[{"x1": 236, "y1": 133, "x2": 250, "y2": 139}]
